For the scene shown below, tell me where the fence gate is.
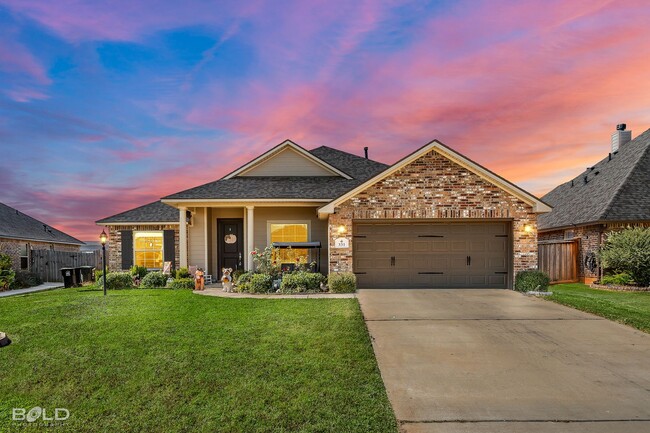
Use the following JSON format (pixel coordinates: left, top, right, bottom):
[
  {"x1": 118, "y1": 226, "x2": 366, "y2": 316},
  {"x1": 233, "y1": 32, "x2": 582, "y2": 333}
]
[
  {"x1": 538, "y1": 240, "x2": 579, "y2": 284},
  {"x1": 30, "y1": 250, "x2": 102, "y2": 282}
]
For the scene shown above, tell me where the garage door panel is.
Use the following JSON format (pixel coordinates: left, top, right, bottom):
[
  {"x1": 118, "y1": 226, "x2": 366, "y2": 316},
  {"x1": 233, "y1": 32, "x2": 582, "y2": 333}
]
[
  {"x1": 450, "y1": 241, "x2": 467, "y2": 252},
  {"x1": 431, "y1": 241, "x2": 449, "y2": 251},
  {"x1": 393, "y1": 241, "x2": 412, "y2": 252},
  {"x1": 487, "y1": 257, "x2": 508, "y2": 269},
  {"x1": 374, "y1": 241, "x2": 393, "y2": 251},
  {"x1": 355, "y1": 240, "x2": 376, "y2": 252},
  {"x1": 469, "y1": 241, "x2": 487, "y2": 252},
  {"x1": 353, "y1": 222, "x2": 510, "y2": 289},
  {"x1": 412, "y1": 241, "x2": 430, "y2": 252}
]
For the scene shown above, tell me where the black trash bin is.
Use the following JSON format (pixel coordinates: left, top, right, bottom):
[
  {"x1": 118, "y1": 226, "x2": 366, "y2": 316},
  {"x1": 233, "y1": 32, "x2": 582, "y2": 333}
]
[
  {"x1": 79, "y1": 266, "x2": 95, "y2": 284},
  {"x1": 60, "y1": 268, "x2": 75, "y2": 288},
  {"x1": 72, "y1": 267, "x2": 83, "y2": 287}
]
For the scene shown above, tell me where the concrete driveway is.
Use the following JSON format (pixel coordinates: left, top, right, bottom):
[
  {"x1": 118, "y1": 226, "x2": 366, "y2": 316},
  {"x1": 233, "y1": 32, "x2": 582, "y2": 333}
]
[{"x1": 358, "y1": 289, "x2": 650, "y2": 433}]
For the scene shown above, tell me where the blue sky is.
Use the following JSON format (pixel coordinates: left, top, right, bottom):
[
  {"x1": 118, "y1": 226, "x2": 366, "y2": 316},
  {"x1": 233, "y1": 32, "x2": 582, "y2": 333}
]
[{"x1": 1, "y1": 0, "x2": 649, "y2": 239}]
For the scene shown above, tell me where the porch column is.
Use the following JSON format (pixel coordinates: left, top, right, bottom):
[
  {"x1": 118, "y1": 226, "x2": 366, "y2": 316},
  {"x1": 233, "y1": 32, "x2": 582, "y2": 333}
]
[
  {"x1": 246, "y1": 206, "x2": 254, "y2": 270},
  {"x1": 179, "y1": 206, "x2": 188, "y2": 268}
]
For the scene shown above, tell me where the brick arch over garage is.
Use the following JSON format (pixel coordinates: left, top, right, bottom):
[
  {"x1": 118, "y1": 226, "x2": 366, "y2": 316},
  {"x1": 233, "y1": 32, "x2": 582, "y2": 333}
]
[{"x1": 326, "y1": 147, "x2": 540, "y2": 289}]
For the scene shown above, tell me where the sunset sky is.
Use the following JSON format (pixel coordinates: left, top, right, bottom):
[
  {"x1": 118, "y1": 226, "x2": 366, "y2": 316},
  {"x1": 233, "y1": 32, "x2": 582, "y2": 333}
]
[{"x1": 1, "y1": 0, "x2": 649, "y2": 240}]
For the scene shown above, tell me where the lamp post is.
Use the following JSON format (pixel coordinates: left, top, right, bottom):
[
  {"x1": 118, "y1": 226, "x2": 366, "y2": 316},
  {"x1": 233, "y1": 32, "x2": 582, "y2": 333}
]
[{"x1": 100, "y1": 230, "x2": 108, "y2": 296}]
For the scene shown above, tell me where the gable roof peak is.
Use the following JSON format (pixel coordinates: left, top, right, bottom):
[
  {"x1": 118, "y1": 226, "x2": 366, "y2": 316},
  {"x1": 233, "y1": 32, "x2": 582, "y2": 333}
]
[
  {"x1": 222, "y1": 139, "x2": 353, "y2": 180},
  {"x1": 318, "y1": 139, "x2": 551, "y2": 217}
]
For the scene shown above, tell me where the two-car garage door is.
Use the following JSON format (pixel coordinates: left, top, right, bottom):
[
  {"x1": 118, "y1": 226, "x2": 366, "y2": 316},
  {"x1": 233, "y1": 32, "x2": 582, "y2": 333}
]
[{"x1": 353, "y1": 222, "x2": 511, "y2": 289}]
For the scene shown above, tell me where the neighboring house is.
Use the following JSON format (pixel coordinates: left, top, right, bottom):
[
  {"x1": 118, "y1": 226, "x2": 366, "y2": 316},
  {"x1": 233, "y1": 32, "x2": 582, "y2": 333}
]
[
  {"x1": 0, "y1": 202, "x2": 84, "y2": 271},
  {"x1": 538, "y1": 126, "x2": 650, "y2": 283},
  {"x1": 97, "y1": 139, "x2": 550, "y2": 289}
]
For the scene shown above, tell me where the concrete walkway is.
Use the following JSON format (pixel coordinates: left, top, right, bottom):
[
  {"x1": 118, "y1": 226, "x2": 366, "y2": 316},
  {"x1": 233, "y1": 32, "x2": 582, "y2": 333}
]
[
  {"x1": 0, "y1": 282, "x2": 63, "y2": 298},
  {"x1": 194, "y1": 287, "x2": 356, "y2": 299},
  {"x1": 358, "y1": 289, "x2": 650, "y2": 433}
]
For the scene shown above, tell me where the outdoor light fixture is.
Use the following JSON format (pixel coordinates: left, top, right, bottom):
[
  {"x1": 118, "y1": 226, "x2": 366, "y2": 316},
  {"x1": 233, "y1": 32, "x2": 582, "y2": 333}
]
[
  {"x1": 337, "y1": 225, "x2": 347, "y2": 234},
  {"x1": 524, "y1": 225, "x2": 533, "y2": 233},
  {"x1": 100, "y1": 230, "x2": 108, "y2": 296}
]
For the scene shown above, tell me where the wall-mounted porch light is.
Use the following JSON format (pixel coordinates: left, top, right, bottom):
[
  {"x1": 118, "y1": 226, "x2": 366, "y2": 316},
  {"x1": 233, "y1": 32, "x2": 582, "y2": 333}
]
[
  {"x1": 337, "y1": 225, "x2": 347, "y2": 234},
  {"x1": 524, "y1": 224, "x2": 533, "y2": 233}
]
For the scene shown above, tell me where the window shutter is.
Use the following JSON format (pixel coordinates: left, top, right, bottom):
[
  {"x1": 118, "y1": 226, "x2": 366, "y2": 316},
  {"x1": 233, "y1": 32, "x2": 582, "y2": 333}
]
[
  {"x1": 121, "y1": 230, "x2": 133, "y2": 270},
  {"x1": 163, "y1": 230, "x2": 175, "y2": 270}
]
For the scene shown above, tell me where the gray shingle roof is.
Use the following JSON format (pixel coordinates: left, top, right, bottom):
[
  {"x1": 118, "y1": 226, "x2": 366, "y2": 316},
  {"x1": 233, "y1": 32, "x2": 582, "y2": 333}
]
[
  {"x1": 0, "y1": 202, "x2": 84, "y2": 245},
  {"x1": 96, "y1": 201, "x2": 179, "y2": 224},
  {"x1": 162, "y1": 146, "x2": 388, "y2": 200},
  {"x1": 309, "y1": 146, "x2": 389, "y2": 179},
  {"x1": 538, "y1": 128, "x2": 650, "y2": 231}
]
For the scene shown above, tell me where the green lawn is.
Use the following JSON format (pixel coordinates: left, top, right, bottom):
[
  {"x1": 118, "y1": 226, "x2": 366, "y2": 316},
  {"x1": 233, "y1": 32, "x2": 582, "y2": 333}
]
[
  {"x1": 0, "y1": 289, "x2": 397, "y2": 432},
  {"x1": 549, "y1": 283, "x2": 650, "y2": 333}
]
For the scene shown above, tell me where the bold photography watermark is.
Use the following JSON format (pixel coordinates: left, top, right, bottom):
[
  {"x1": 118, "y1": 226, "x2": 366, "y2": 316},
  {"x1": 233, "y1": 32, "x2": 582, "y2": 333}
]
[{"x1": 12, "y1": 406, "x2": 70, "y2": 427}]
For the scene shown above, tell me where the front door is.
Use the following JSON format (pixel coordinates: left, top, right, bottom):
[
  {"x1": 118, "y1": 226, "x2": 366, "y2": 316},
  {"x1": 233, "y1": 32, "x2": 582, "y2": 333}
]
[{"x1": 217, "y1": 219, "x2": 244, "y2": 278}]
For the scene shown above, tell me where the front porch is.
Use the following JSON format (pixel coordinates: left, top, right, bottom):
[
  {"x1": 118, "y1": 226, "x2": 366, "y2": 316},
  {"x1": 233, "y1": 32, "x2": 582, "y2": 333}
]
[{"x1": 178, "y1": 204, "x2": 330, "y2": 278}]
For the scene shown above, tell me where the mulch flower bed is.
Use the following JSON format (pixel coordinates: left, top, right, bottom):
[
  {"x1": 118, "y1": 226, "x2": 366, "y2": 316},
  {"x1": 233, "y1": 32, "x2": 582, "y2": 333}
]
[{"x1": 590, "y1": 283, "x2": 650, "y2": 292}]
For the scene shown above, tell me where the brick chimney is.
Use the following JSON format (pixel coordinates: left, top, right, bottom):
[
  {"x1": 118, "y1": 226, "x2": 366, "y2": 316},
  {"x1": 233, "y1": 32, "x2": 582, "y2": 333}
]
[{"x1": 611, "y1": 124, "x2": 632, "y2": 153}]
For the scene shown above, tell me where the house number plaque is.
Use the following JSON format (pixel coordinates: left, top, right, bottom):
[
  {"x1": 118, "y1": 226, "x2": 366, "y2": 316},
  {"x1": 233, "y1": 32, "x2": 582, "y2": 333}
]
[{"x1": 334, "y1": 238, "x2": 349, "y2": 248}]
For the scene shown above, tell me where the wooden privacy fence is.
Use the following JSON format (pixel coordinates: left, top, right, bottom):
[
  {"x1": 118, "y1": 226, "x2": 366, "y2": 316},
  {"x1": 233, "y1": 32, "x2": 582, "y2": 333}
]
[
  {"x1": 538, "y1": 240, "x2": 579, "y2": 284},
  {"x1": 30, "y1": 249, "x2": 102, "y2": 282}
]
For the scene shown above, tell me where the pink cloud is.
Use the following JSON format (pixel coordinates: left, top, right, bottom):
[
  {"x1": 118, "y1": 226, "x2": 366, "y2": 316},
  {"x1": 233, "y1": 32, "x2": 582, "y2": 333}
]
[{"x1": 182, "y1": 0, "x2": 650, "y2": 196}]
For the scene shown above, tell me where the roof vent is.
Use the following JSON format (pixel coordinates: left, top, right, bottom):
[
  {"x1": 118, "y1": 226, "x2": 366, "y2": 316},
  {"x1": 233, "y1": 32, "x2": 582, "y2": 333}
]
[
  {"x1": 363, "y1": 147, "x2": 369, "y2": 159},
  {"x1": 611, "y1": 124, "x2": 631, "y2": 153}
]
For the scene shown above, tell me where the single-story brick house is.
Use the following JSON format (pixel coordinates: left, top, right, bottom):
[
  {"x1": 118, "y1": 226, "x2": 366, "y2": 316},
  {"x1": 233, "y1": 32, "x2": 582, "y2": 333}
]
[
  {"x1": 97, "y1": 139, "x2": 551, "y2": 289},
  {"x1": 538, "y1": 125, "x2": 650, "y2": 283},
  {"x1": 0, "y1": 202, "x2": 84, "y2": 271}
]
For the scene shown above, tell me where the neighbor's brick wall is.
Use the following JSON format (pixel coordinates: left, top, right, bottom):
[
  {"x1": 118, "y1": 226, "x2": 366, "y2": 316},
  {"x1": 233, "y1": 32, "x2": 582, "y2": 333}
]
[
  {"x1": 0, "y1": 237, "x2": 80, "y2": 271},
  {"x1": 106, "y1": 225, "x2": 179, "y2": 271},
  {"x1": 539, "y1": 222, "x2": 650, "y2": 282},
  {"x1": 328, "y1": 150, "x2": 538, "y2": 277}
]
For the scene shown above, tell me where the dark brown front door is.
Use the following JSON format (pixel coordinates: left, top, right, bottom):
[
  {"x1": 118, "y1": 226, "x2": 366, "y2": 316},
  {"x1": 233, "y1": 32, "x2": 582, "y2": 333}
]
[
  {"x1": 217, "y1": 219, "x2": 244, "y2": 278},
  {"x1": 353, "y1": 222, "x2": 510, "y2": 289}
]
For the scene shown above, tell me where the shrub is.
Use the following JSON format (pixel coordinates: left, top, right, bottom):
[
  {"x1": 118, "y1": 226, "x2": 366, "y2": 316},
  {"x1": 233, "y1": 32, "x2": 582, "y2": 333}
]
[
  {"x1": 251, "y1": 246, "x2": 282, "y2": 279},
  {"x1": 130, "y1": 265, "x2": 148, "y2": 279},
  {"x1": 328, "y1": 272, "x2": 357, "y2": 293},
  {"x1": 12, "y1": 271, "x2": 42, "y2": 289},
  {"x1": 232, "y1": 269, "x2": 246, "y2": 282},
  {"x1": 600, "y1": 272, "x2": 635, "y2": 286},
  {"x1": 235, "y1": 271, "x2": 253, "y2": 292},
  {"x1": 97, "y1": 272, "x2": 134, "y2": 290},
  {"x1": 600, "y1": 227, "x2": 650, "y2": 287},
  {"x1": 168, "y1": 278, "x2": 195, "y2": 290},
  {"x1": 279, "y1": 272, "x2": 326, "y2": 294},
  {"x1": 515, "y1": 269, "x2": 550, "y2": 292},
  {"x1": 175, "y1": 267, "x2": 191, "y2": 279},
  {"x1": 141, "y1": 272, "x2": 169, "y2": 288},
  {"x1": 0, "y1": 253, "x2": 15, "y2": 291},
  {"x1": 95, "y1": 269, "x2": 104, "y2": 281},
  {"x1": 248, "y1": 274, "x2": 273, "y2": 294}
]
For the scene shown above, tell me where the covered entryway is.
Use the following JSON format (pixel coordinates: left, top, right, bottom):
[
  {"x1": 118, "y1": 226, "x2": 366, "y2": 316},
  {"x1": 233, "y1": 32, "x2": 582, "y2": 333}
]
[{"x1": 353, "y1": 221, "x2": 511, "y2": 289}]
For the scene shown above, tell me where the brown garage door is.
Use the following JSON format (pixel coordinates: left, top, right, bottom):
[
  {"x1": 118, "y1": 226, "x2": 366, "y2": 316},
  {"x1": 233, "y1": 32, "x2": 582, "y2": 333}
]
[{"x1": 353, "y1": 222, "x2": 510, "y2": 289}]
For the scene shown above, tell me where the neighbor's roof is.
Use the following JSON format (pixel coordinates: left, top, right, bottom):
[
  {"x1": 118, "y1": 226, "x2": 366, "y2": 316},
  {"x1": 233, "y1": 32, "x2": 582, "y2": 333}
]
[
  {"x1": 0, "y1": 202, "x2": 84, "y2": 245},
  {"x1": 538, "y1": 128, "x2": 650, "y2": 231},
  {"x1": 162, "y1": 145, "x2": 388, "y2": 201},
  {"x1": 96, "y1": 201, "x2": 179, "y2": 225}
]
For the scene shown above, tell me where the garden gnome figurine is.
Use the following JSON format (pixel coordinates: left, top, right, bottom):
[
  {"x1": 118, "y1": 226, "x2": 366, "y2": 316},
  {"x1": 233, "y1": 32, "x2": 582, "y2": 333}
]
[{"x1": 195, "y1": 268, "x2": 205, "y2": 291}]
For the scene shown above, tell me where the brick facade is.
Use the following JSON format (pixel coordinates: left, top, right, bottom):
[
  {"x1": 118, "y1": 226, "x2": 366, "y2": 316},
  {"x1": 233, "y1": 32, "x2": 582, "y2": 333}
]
[
  {"x1": 0, "y1": 237, "x2": 80, "y2": 271},
  {"x1": 106, "y1": 225, "x2": 180, "y2": 271},
  {"x1": 328, "y1": 149, "x2": 538, "y2": 282},
  {"x1": 539, "y1": 222, "x2": 650, "y2": 283}
]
